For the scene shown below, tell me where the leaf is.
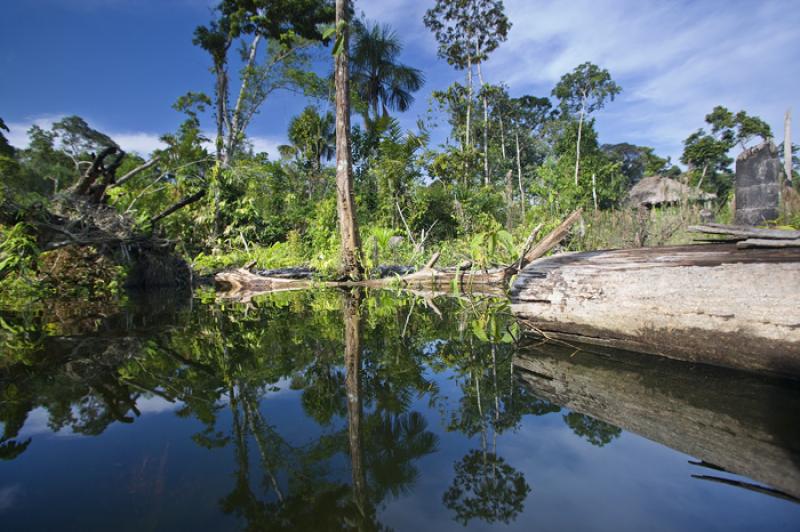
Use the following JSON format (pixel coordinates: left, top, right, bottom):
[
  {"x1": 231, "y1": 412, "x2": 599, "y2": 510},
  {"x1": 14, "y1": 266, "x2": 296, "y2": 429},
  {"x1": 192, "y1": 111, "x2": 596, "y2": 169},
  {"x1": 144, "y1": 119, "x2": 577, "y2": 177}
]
[{"x1": 471, "y1": 320, "x2": 489, "y2": 343}]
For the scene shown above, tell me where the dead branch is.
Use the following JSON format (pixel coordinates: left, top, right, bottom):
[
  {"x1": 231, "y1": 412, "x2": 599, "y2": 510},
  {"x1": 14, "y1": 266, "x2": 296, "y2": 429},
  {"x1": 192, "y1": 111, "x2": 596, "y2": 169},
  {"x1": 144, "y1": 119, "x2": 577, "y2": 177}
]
[{"x1": 150, "y1": 189, "x2": 206, "y2": 225}]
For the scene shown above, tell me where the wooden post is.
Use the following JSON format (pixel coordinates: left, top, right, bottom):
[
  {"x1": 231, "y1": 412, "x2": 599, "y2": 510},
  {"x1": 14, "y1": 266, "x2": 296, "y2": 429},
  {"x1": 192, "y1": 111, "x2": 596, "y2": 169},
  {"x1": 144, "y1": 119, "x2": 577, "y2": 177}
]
[{"x1": 785, "y1": 109, "x2": 793, "y2": 187}]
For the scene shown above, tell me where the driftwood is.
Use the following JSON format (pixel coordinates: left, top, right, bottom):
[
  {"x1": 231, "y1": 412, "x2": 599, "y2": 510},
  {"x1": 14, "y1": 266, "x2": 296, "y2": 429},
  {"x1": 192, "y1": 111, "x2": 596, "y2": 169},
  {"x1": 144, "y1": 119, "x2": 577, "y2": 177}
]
[
  {"x1": 214, "y1": 210, "x2": 584, "y2": 299},
  {"x1": 510, "y1": 243, "x2": 800, "y2": 376},
  {"x1": 513, "y1": 340, "x2": 800, "y2": 501}
]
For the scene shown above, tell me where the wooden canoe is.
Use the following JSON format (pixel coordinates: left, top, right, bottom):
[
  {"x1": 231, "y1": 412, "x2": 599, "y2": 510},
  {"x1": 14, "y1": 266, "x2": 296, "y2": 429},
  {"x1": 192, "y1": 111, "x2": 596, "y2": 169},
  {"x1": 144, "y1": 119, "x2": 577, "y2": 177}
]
[{"x1": 510, "y1": 243, "x2": 800, "y2": 376}]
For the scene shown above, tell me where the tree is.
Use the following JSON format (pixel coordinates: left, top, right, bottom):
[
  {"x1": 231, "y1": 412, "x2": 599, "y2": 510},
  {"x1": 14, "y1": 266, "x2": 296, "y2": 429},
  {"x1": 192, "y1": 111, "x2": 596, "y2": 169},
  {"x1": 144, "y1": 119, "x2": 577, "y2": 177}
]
[
  {"x1": 334, "y1": 0, "x2": 362, "y2": 279},
  {"x1": 193, "y1": 0, "x2": 335, "y2": 165},
  {"x1": 681, "y1": 106, "x2": 771, "y2": 195},
  {"x1": 602, "y1": 143, "x2": 679, "y2": 188},
  {"x1": 281, "y1": 106, "x2": 335, "y2": 174},
  {"x1": 552, "y1": 62, "x2": 621, "y2": 186},
  {"x1": 424, "y1": 0, "x2": 511, "y2": 157},
  {"x1": 350, "y1": 22, "x2": 424, "y2": 131}
]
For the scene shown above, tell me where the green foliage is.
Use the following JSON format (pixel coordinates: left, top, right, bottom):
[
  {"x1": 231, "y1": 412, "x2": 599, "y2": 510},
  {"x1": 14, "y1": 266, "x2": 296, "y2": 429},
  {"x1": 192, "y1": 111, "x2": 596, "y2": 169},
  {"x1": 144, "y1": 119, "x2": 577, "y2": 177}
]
[
  {"x1": 0, "y1": 223, "x2": 41, "y2": 302},
  {"x1": 424, "y1": 0, "x2": 511, "y2": 69},
  {"x1": 552, "y1": 62, "x2": 621, "y2": 117},
  {"x1": 351, "y1": 21, "x2": 425, "y2": 127}
]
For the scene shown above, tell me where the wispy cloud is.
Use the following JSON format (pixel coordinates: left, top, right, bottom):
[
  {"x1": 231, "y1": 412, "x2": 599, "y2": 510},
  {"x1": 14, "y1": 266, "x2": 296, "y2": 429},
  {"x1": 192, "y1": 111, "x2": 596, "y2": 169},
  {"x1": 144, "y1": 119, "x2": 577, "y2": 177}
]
[
  {"x1": 490, "y1": 0, "x2": 800, "y2": 158},
  {"x1": 360, "y1": 0, "x2": 799, "y2": 161}
]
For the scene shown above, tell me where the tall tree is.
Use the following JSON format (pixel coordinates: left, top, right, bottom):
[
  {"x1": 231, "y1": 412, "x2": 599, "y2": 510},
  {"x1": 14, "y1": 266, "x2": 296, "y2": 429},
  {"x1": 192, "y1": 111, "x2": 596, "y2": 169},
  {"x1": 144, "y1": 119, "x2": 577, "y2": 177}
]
[
  {"x1": 350, "y1": 22, "x2": 424, "y2": 130},
  {"x1": 424, "y1": 0, "x2": 511, "y2": 160},
  {"x1": 552, "y1": 62, "x2": 621, "y2": 186},
  {"x1": 193, "y1": 0, "x2": 334, "y2": 166},
  {"x1": 334, "y1": 0, "x2": 362, "y2": 279}
]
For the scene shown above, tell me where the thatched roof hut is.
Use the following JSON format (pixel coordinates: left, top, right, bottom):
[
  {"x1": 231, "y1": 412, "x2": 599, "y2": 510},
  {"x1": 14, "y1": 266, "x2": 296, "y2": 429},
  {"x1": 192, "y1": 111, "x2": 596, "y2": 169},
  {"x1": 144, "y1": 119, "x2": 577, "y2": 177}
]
[{"x1": 628, "y1": 175, "x2": 716, "y2": 207}]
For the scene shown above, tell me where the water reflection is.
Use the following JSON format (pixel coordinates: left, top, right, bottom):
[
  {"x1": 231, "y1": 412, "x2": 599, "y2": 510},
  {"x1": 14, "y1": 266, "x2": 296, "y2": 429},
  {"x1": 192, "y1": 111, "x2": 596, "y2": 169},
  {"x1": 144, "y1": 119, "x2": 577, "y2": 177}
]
[
  {"x1": 1, "y1": 289, "x2": 799, "y2": 530},
  {"x1": 514, "y1": 336, "x2": 800, "y2": 501}
]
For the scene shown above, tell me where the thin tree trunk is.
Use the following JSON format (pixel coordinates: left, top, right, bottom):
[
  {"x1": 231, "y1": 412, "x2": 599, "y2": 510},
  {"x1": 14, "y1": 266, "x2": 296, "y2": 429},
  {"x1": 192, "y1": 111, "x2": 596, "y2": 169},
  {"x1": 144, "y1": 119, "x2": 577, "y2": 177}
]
[
  {"x1": 214, "y1": 62, "x2": 229, "y2": 165},
  {"x1": 574, "y1": 93, "x2": 586, "y2": 186},
  {"x1": 335, "y1": 0, "x2": 362, "y2": 279},
  {"x1": 591, "y1": 172, "x2": 598, "y2": 211},
  {"x1": 476, "y1": 61, "x2": 489, "y2": 186},
  {"x1": 515, "y1": 132, "x2": 525, "y2": 217},
  {"x1": 466, "y1": 55, "x2": 473, "y2": 150},
  {"x1": 785, "y1": 109, "x2": 793, "y2": 186},
  {"x1": 227, "y1": 34, "x2": 262, "y2": 163}
]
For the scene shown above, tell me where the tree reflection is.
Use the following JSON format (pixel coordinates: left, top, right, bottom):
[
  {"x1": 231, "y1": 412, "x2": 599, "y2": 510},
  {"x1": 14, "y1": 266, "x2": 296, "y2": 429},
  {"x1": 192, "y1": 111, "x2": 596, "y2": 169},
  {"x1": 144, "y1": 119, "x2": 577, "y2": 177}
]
[
  {"x1": 0, "y1": 290, "x2": 545, "y2": 528},
  {"x1": 563, "y1": 412, "x2": 621, "y2": 447},
  {"x1": 443, "y1": 449, "x2": 530, "y2": 525}
]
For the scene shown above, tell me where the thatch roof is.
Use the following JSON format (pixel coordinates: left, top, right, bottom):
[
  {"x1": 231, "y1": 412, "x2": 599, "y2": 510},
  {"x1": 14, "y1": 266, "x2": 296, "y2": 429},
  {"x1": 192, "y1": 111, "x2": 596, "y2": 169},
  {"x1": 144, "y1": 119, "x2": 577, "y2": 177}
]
[{"x1": 628, "y1": 175, "x2": 717, "y2": 207}]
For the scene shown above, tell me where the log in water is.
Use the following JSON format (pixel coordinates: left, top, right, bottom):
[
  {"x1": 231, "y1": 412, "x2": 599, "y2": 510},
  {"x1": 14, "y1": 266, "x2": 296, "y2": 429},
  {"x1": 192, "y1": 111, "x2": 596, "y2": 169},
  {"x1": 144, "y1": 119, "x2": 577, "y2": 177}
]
[{"x1": 510, "y1": 243, "x2": 800, "y2": 376}]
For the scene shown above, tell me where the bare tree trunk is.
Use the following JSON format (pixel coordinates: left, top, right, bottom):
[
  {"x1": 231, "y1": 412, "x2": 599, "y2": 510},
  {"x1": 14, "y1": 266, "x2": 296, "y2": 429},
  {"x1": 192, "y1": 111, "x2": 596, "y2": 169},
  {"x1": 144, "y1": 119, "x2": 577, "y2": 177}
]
[
  {"x1": 574, "y1": 93, "x2": 586, "y2": 186},
  {"x1": 227, "y1": 34, "x2": 262, "y2": 163},
  {"x1": 465, "y1": 55, "x2": 473, "y2": 150},
  {"x1": 515, "y1": 132, "x2": 525, "y2": 217},
  {"x1": 214, "y1": 62, "x2": 229, "y2": 165},
  {"x1": 785, "y1": 109, "x2": 793, "y2": 186},
  {"x1": 476, "y1": 61, "x2": 489, "y2": 186},
  {"x1": 591, "y1": 173, "x2": 598, "y2": 211},
  {"x1": 335, "y1": 0, "x2": 362, "y2": 280}
]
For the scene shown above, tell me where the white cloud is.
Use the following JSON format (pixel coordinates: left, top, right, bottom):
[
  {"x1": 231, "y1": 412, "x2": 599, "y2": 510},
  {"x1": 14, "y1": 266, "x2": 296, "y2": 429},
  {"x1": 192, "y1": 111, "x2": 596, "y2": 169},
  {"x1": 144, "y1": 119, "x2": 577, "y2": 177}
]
[{"x1": 6, "y1": 115, "x2": 165, "y2": 157}]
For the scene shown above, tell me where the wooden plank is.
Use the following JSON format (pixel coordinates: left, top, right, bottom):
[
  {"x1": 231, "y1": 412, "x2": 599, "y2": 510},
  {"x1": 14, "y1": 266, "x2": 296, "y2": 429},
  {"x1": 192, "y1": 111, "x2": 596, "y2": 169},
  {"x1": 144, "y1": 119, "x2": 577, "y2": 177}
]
[
  {"x1": 737, "y1": 238, "x2": 800, "y2": 249},
  {"x1": 688, "y1": 223, "x2": 800, "y2": 240}
]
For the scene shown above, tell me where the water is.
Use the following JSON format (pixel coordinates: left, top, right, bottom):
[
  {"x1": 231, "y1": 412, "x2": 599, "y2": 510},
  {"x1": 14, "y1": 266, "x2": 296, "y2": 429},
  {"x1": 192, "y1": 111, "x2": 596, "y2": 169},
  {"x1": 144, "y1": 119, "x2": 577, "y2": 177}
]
[{"x1": 1, "y1": 289, "x2": 799, "y2": 531}]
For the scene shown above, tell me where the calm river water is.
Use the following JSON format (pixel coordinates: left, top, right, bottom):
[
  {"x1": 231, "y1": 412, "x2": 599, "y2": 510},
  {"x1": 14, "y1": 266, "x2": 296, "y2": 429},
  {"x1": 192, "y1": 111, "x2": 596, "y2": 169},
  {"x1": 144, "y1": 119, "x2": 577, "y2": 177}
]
[{"x1": 1, "y1": 289, "x2": 799, "y2": 531}]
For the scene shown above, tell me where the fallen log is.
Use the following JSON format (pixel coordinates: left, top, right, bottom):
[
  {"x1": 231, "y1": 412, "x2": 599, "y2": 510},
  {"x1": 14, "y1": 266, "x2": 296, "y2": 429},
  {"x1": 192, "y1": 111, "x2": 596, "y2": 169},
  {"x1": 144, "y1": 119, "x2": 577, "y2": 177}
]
[
  {"x1": 510, "y1": 243, "x2": 800, "y2": 376},
  {"x1": 513, "y1": 341, "x2": 800, "y2": 501},
  {"x1": 214, "y1": 210, "x2": 584, "y2": 299}
]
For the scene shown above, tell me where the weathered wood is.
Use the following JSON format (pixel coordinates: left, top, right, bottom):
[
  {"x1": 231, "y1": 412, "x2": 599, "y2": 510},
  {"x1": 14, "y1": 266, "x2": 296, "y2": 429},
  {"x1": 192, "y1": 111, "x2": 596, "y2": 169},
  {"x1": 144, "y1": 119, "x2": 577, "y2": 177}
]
[
  {"x1": 689, "y1": 223, "x2": 800, "y2": 240},
  {"x1": 520, "y1": 209, "x2": 582, "y2": 267},
  {"x1": 513, "y1": 341, "x2": 800, "y2": 501},
  {"x1": 511, "y1": 243, "x2": 800, "y2": 376},
  {"x1": 737, "y1": 238, "x2": 800, "y2": 249}
]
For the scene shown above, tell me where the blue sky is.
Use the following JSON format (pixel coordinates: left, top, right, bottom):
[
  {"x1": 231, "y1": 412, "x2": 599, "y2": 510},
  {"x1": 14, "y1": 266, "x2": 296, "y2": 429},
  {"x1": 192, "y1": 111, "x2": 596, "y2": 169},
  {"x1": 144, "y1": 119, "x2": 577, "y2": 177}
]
[{"x1": 2, "y1": 0, "x2": 799, "y2": 164}]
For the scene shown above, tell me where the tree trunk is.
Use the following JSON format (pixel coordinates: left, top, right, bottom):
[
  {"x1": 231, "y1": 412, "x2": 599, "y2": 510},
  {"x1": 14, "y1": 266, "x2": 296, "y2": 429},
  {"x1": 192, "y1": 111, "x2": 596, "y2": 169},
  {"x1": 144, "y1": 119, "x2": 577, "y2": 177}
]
[
  {"x1": 573, "y1": 94, "x2": 586, "y2": 186},
  {"x1": 335, "y1": 0, "x2": 362, "y2": 279},
  {"x1": 785, "y1": 108, "x2": 793, "y2": 186},
  {"x1": 214, "y1": 61, "x2": 229, "y2": 165},
  {"x1": 465, "y1": 55, "x2": 473, "y2": 151},
  {"x1": 515, "y1": 132, "x2": 525, "y2": 217},
  {"x1": 476, "y1": 61, "x2": 489, "y2": 186},
  {"x1": 227, "y1": 34, "x2": 262, "y2": 163}
]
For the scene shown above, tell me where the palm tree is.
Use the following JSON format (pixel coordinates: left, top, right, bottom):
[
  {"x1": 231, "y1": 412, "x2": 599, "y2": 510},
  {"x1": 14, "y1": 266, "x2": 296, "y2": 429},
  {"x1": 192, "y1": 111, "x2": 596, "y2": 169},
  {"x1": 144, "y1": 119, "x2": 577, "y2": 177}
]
[
  {"x1": 351, "y1": 22, "x2": 425, "y2": 129},
  {"x1": 279, "y1": 106, "x2": 335, "y2": 173}
]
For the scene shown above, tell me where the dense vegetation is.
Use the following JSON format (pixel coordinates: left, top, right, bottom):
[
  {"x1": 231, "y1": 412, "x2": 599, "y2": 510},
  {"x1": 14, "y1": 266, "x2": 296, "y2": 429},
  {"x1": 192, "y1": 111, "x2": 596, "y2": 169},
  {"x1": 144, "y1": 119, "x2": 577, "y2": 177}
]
[{"x1": 1, "y1": 0, "x2": 797, "y2": 301}]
